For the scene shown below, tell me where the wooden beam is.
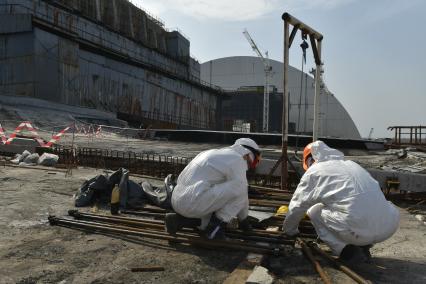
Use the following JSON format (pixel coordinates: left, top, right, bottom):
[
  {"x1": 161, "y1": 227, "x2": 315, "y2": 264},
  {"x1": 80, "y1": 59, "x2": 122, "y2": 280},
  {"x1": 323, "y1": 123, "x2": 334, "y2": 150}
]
[
  {"x1": 288, "y1": 25, "x2": 299, "y2": 48},
  {"x1": 309, "y1": 34, "x2": 321, "y2": 66},
  {"x1": 282, "y1": 13, "x2": 323, "y2": 40}
]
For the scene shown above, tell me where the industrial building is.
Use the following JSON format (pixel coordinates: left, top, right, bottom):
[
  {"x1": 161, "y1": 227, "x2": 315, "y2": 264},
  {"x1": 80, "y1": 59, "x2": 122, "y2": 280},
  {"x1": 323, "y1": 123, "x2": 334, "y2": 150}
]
[
  {"x1": 1, "y1": 0, "x2": 360, "y2": 139},
  {"x1": 0, "y1": 0, "x2": 222, "y2": 129},
  {"x1": 201, "y1": 56, "x2": 361, "y2": 139}
]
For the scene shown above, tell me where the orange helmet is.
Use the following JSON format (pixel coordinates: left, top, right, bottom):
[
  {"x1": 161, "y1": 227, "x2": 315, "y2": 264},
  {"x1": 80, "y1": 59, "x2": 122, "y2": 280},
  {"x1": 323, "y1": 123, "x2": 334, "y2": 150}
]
[{"x1": 303, "y1": 142, "x2": 314, "y2": 171}]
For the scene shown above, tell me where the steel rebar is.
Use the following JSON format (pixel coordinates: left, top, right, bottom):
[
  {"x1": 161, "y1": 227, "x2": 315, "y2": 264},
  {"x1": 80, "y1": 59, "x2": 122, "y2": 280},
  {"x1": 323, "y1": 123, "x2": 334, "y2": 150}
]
[
  {"x1": 298, "y1": 238, "x2": 332, "y2": 284},
  {"x1": 308, "y1": 242, "x2": 370, "y2": 284},
  {"x1": 49, "y1": 216, "x2": 287, "y2": 255},
  {"x1": 68, "y1": 211, "x2": 298, "y2": 244}
]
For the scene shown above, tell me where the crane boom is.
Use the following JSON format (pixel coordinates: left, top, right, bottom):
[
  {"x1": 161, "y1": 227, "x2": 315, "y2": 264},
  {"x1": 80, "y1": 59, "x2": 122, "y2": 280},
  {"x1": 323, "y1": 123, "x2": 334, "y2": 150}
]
[
  {"x1": 242, "y1": 29, "x2": 272, "y2": 133},
  {"x1": 243, "y1": 29, "x2": 270, "y2": 70}
]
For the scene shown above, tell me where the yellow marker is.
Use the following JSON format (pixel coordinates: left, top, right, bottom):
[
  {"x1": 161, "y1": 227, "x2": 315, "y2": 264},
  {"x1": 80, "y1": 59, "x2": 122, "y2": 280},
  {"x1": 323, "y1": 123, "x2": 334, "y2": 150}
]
[
  {"x1": 110, "y1": 185, "x2": 120, "y2": 215},
  {"x1": 276, "y1": 205, "x2": 309, "y2": 220},
  {"x1": 276, "y1": 205, "x2": 289, "y2": 216}
]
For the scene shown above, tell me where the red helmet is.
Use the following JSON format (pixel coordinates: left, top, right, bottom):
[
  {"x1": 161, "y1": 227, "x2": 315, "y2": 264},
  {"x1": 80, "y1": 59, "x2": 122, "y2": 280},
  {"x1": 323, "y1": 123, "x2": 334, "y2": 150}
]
[{"x1": 303, "y1": 142, "x2": 314, "y2": 171}]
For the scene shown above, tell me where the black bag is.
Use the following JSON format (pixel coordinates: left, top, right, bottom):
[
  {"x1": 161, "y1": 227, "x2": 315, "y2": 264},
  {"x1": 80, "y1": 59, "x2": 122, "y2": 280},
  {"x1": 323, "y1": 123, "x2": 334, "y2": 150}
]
[
  {"x1": 74, "y1": 175, "x2": 111, "y2": 207},
  {"x1": 141, "y1": 174, "x2": 176, "y2": 209}
]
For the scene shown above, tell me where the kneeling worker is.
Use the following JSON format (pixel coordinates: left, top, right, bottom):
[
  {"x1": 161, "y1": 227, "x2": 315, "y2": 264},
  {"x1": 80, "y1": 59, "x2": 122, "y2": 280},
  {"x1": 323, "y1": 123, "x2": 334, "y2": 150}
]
[
  {"x1": 165, "y1": 138, "x2": 261, "y2": 239},
  {"x1": 283, "y1": 141, "x2": 400, "y2": 262}
]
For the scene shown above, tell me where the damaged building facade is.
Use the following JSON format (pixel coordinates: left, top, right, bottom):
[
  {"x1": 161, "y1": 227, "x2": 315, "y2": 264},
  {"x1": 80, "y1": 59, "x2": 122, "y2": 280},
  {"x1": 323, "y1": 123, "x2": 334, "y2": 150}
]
[{"x1": 0, "y1": 0, "x2": 222, "y2": 129}]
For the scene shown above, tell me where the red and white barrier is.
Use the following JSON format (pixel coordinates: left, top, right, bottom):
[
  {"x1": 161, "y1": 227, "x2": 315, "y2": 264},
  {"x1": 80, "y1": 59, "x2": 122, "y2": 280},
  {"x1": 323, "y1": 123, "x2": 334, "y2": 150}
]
[
  {"x1": 0, "y1": 121, "x2": 71, "y2": 147},
  {"x1": 75, "y1": 124, "x2": 102, "y2": 137},
  {"x1": 0, "y1": 123, "x2": 7, "y2": 145},
  {"x1": 44, "y1": 126, "x2": 71, "y2": 147},
  {"x1": 5, "y1": 121, "x2": 39, "y2": 145}
]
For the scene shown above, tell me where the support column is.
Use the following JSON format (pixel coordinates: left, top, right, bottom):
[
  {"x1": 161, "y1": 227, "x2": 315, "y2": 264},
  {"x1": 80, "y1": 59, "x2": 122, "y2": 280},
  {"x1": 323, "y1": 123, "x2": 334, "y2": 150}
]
[
  {"x1": 128, "y1": 5, "x2": 135, "y2": 38},
  {"x1": 312, "y1": 41, "x2": 322, "y2": 141},
  {"x1": 281, "y1": 20, "x2": 289, "y2": 191},
  {"x1": 112, "y1": 0, "x2": 119, "y2": 30},
  {"x1": 95, "y1": 0, "x2": 101, "y2": 21}
]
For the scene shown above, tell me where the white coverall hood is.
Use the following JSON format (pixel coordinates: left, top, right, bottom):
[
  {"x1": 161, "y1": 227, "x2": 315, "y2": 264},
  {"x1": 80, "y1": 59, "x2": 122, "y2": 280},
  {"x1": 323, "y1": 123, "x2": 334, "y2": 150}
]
[
  {"x1": 310, "y1": 140, "x2": 344, "y2": 164},
  {"x1": 283, "y1": 142, "x2": 400, "y2": 255},
  {"x1": 232, "y1": 138, "x2": 260, "y2": 161}
]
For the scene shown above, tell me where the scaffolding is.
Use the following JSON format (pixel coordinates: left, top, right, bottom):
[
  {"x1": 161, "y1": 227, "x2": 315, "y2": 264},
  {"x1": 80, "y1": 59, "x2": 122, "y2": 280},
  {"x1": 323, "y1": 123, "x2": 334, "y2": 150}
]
[{"x1": 388, "y1": 126, "x2": 426, "y2": 145}]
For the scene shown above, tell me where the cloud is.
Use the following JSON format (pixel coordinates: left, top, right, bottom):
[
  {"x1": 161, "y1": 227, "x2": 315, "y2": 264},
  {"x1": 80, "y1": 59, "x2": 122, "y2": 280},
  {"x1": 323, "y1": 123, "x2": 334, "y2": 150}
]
[
  {"x1": 130, "y1": 0, "x2": 354, "y2": 22},
  {"x1": 361, "y1": 0, "x2": 424, "y2": 25}
]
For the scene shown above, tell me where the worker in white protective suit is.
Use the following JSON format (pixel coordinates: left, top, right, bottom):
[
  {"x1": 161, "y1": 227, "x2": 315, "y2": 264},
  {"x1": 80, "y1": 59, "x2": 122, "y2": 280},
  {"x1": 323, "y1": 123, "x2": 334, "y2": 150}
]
[
  {"x1": 283, "y1": 141, "x2": 400, "y2": 262},
  {"x1": 165, "y1": 138, "x2": 261, "y2": 239}
]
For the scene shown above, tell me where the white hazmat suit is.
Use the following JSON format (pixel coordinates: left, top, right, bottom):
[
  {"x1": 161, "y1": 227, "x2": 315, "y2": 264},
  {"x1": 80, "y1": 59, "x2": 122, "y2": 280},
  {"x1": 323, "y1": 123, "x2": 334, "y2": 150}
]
[
  {"x1": 171, "y1": 139, "x2": 257, "y2": 228},
  {"x1": 283, "y1": 141, "x2": 400, "y2": 255}
]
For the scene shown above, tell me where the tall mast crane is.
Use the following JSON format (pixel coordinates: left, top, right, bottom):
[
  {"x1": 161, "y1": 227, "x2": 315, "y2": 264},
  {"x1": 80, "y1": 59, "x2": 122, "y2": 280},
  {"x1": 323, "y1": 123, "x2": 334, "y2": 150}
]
[
  {"x1": 243, "y1": 29, "x2": 272, "y2": 133},
  {"x1": 368, "y1": 128, "x2": 374, "y2": 139}
]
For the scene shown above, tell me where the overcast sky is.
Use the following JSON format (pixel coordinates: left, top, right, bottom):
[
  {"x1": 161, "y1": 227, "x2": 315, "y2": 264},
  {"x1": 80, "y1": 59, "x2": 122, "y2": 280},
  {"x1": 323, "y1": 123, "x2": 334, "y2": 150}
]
[{"x1": 133, "y1": 0, "x2": 425, "y2": 138}]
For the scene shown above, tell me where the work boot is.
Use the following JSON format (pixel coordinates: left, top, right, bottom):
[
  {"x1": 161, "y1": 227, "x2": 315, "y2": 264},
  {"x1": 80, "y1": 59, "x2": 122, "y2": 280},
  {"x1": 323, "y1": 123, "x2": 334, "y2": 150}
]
[
  {"x1": 238, "y1": 218, "x2": 253, "y2": 232},
  {"x1": 165, "y1": 213, "x2": 201, "y2": 235},
  {"x1": 204, "y1": 215, "x2": 227, "y2": 240},
  {"x1": 361, "y1": 245, "x2": 373, "y2": 261},
  {"x1": 339, "y1": 245, "x2": 369, "y2": 264}
]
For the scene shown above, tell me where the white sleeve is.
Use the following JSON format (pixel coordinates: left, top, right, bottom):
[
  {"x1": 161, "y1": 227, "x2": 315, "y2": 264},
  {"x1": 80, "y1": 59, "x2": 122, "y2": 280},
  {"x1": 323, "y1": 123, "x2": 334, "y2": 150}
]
[{"x1": 282, "y1": 172, "x2": 317, "y2": 235}]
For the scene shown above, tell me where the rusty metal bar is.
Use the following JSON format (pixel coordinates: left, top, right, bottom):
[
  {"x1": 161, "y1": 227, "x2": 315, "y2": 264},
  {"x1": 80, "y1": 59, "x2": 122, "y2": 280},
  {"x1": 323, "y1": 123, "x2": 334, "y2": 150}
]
[
  {"x1": 68, "y1": 210, "x2": 302, "y2": 243},
  {"x1": 308, "y1": 242, "x2": 370, "y2": 284},
  {"x1": 131, "y1": 266, "x2": 164, "y2": 272},
  {"x1": 49, "y1": 216, "x2": 287, "y2": 255},
  {"x1": 298, "y1": 238, "x2": 331, "y2": 284},
  {"x1": 281, "y1": 18, "x2": 290, "y2": 191}
]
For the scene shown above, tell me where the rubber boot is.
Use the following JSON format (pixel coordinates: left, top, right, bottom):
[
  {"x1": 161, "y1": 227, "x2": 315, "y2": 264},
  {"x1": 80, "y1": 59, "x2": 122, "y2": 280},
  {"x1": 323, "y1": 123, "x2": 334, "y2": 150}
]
[
  {"x1": 361, "y1": 244, "x2": 373, "y2": 261},
  {"x1": 238, "y1": 218, "x2": 253, "y2": 232},
  {"x1": 339, "y1": 245, "x2": 369, "y2": 263},
  {"x1": 165, "y1": 213, "x2": 201, "y2": 235},
  {"x1": 204, "y1": 215, "x2": 227, "y2": 240}
]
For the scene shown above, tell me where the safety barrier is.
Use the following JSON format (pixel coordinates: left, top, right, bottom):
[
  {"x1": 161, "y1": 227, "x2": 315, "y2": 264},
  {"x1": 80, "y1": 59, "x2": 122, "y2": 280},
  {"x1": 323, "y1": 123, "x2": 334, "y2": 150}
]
[{"x1": 0, "y1": 121, "x2": 71, "y2": 147}]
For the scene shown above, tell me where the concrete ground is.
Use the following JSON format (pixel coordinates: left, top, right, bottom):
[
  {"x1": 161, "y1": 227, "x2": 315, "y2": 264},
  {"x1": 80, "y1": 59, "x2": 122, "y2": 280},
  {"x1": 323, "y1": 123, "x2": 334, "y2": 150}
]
[{"x1": 1, "y1": 165, "x2": 425, "y2": 283}]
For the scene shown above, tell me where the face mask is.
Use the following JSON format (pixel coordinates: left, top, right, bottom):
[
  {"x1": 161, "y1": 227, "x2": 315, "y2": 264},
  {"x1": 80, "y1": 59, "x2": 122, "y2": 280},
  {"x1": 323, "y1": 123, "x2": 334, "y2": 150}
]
[
  {"x1": 249, "y1": 155, "x2": 261, "y2": 169},
  {"x1": 306, "y1": 156, "x2": 315, "y2": 168}
]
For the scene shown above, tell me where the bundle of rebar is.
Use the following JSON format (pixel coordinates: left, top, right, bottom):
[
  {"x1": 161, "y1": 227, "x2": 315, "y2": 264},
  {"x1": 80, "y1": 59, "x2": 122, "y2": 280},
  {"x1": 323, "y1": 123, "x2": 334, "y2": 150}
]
[{"x1": 48, "y1": 210, "x2": 304, "y2": 256}]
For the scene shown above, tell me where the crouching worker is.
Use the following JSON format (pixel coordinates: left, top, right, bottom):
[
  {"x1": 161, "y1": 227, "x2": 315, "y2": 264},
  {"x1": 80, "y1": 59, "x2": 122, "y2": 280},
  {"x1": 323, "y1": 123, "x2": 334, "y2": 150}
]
[
  {"x1": 165, "y1": 138, "x2": 261, "y2": 239},
  {"x1": 282, "y1": 141, "x2": 400, "y2": 262}
]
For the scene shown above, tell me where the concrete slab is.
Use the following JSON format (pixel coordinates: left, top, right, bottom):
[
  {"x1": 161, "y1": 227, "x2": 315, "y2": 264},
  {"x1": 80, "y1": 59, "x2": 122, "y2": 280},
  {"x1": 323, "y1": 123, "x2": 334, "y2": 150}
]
[{"x1": 246, "y1": 265, "x2": 274, "y2": 284}]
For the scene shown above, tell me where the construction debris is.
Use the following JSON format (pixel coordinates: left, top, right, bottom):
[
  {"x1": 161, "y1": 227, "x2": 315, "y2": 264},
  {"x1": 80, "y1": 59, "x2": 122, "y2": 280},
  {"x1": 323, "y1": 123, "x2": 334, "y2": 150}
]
[
  {"x1": 245, "y1": 265, "x2": 274, "y2": 284},
  {"x1": 10, "y1": 150, "x2": 58, "y2": 167}
]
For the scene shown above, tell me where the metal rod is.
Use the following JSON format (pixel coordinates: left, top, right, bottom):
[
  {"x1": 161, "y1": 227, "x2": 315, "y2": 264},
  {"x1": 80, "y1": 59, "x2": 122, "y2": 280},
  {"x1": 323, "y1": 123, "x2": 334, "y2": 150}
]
[
  {"x1": 131, "y1": 266, "x2": 165, "y2": 272},
  {"x1": 69, "y1": 210, "x2": 165, "y2": 228},
  {"x1": 298, "y1": 238, "x2": 332, "y2": 284},
  {"x1": 249, "y1": 185, "x2": 294, "y2": 194},
  {"x1": 312, "y1": 40, "x2": 322, "y2": 142},
  {"x1": 249, "y1": 199, "x2": 289, "y2": 207},
  {"x1": 68, "y1": 210, "x2": 299, "y2": 243},
  {"x1": 49, "y1": 216, "x2": 285, "y2": 255},
  {"x1": 308, "y1": 242, "x2": 370, "y2": 284},
  {"x1": 281, "y1": 19, "x2": 290, "y2": 191}
]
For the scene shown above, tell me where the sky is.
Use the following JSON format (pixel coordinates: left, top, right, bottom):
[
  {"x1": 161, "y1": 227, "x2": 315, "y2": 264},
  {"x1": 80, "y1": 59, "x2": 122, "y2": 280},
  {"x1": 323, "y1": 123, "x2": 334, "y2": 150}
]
[{"x1": 132, "y1": 0, "x2": 425, "y2": 138}]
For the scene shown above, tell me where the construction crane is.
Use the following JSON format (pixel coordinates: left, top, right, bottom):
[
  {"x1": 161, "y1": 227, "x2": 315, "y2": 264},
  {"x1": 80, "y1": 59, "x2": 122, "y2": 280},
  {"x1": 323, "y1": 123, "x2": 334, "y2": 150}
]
[
  {"x1": 243, "y1": 29, "x2": 272, "y2": 133},
  {"x1": 368, "y1": 128, "x2": 374, "y2": 139}
]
